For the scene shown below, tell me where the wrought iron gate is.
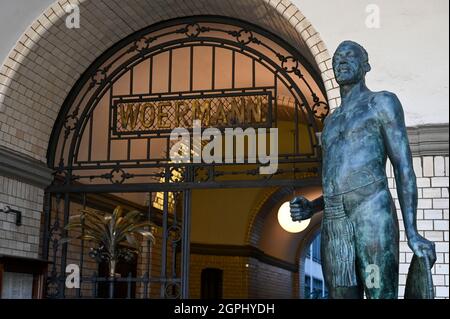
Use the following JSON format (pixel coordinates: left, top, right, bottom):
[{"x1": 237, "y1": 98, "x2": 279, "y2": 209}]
[{"x1": 43, "y1": 16, "x2": 328, "y2": 298}]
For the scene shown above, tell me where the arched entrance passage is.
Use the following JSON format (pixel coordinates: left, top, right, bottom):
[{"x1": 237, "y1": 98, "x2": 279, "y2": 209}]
[
  {"x1": 246, "y1": 185, "x2": 323, "y2": 298},
  {"x1": 44, "y1": 16, "x2": 329, "y2": 299},
  {"x1": 0, "y1": 0, "x2": 339, "y2": 163}
]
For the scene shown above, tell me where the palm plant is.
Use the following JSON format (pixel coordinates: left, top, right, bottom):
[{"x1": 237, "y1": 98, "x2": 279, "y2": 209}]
[{"x1": 63, "y1": 206, "x2": 155, "y2": 278}]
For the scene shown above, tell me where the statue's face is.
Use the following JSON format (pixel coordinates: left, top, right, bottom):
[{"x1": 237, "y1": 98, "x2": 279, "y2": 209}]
[{"x1": 332, "y1": 43, "x2": 367, "y2": 85}]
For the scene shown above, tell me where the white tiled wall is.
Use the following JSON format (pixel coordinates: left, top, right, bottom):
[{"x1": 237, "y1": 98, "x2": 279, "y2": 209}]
[
  {"x1": 0, "y1": 175, "x2": 43, "y2": 258},
  {"x1": 387, "y1": 156, "x2": 449, "y2": 299}
]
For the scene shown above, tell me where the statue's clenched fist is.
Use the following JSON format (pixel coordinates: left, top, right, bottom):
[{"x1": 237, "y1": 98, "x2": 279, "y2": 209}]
[{"x1": 289, "y1": 196, "x2": 314, "y2": 222}]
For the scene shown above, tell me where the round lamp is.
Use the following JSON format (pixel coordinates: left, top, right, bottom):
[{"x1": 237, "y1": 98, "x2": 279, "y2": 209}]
[{"x1": 277, "y1": 201, "x2": 311, "y2": 233}]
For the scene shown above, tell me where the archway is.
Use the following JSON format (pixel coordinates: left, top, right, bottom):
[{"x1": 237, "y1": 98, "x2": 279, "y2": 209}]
[
  {"x1": 0, "y1": 0, "x2": 336, "y2": 300},
  {"x1": 41, "y1": 15, "x2": 328, "y2": 299},
  {"x1": 0, "y1": 0, "x2": 338, "y2": 163}
]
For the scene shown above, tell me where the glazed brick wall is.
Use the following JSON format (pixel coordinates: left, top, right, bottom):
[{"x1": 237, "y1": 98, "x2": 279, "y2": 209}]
[
  {"x1": 190, "y1": 254, "x2": 249, "y2": 299},
  {"x1": 189, "y1": 254, "x2": 296, "y2": 299},
  {"x1": 387, "y1": 155, "x2": 449, "y2": 299},
  {"x1": 248, "y1": 257, "x2": 296, "y2": 298},
  {"x1": 0, "y1": 175, "x2": 43, "y2": 258}
]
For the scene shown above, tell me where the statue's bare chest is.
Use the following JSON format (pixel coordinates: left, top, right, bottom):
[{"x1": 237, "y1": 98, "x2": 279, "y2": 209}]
[{"x1": 322, "y1": 100, "x2": 381, "y2": 151}]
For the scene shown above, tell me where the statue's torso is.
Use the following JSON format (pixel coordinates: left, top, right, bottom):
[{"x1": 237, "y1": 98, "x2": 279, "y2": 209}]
[{"x1": 321, "y1": 92, "x2": 388, "y2": 197}]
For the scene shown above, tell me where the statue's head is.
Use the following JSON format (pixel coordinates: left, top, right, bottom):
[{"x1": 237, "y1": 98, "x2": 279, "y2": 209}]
[{"x1": 332, "y1": 41, "x2": 371, "y2": 85}]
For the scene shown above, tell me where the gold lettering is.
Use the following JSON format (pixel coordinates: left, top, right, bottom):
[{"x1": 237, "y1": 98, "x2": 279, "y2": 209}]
[
  {"x1": 212, "y1": 101, "x2": 228, "y2": 125},
  {"x1": 119, "y1": 103, "x2": 140, "y2": 130},
  {"x1": 140, "y1": 102, "x2": 155, "y2": 129},
  {"x1": 261, "y1": 98, "x2": 268, "y2": 122},
  {"x1": 229, "y1": 98, "x2": 245, "y2": 125},
  {"x1": 117, "y1": 95, "x2": 266, "y2": 132},
  {"x1": 246, "y1": 97, "x2": 262, "y2": 123},
  {"x1": 192, "y1": 100, "x2": 210, "y2": 126},
  {"x1": 175, "y1": 102, "x2": 190, "y2": 127},
  {"x1": 157, "y1": 102, "x2": 171, "y2": 129}
]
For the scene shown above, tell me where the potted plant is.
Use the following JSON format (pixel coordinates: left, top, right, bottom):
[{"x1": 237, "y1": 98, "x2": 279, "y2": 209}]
[{"x1": 62, "y1": 206, "x2": 155, "y2": 296}]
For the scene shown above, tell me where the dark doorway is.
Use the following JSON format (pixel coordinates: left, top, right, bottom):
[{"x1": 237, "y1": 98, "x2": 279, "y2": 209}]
[{"x1": 201, "y1": 268, "x2": 223, "y2": 299}]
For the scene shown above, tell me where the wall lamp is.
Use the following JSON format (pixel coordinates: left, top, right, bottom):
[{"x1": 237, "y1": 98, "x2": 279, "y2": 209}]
[{"x1": 0, "y1": 206, "x2": 22, "y2": 226}]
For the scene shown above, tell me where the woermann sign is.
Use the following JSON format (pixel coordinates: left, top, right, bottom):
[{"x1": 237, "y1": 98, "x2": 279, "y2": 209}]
[{"x1": 111, "y1": 91, "x2": 273, "y2": 136}]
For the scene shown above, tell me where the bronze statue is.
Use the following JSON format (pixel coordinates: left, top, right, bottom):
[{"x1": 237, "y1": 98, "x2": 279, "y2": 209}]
[{"x1": 290, "y1": 41, "x2": 436, "y2": 299}]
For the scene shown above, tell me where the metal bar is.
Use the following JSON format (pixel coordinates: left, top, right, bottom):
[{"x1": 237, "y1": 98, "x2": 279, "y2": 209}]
[
  {"x1": 171, "y1": 193, "x2": 178, "y2": 281},
  {"x1": 274, "y1": 73, "x2": 278, "y2": 123},
  {"x1": 77, "y1": 193, "x2": 87, "y2": 298},
  {"x1": 168, "y1": 49, "x2": 173, "y2": 93},
  {"x1": 42, "y1": 192, "x2": 52, "y2": 259},
  {"x1": 47, "y1": 177, "x2": 321, "y2": 193},
  {"x1": 181, "y1": 169, "x2": 192, "y2": 298},
  {"x1": 252, "y1": 58, "x2": 256, "y2": 88},
  {"x1": 88, "y1": 113, "x2": 93, "y2": 162},
  {"x1": 107, "y1": 88, "x2": 113, "y2": 161},
  {"x1": 109, "y1": 277, "x2": 114, "y2": 299},
  {"x1": 149, "y1": 56, "x2": 153, "y2": 93},
  {"x1": 231, "y1": 50, "x2": 235, "y2": 89},
  {"x1": 146, "y1": 138, "x2": 151, "y2": 160},
  {"x1": 92, "y1": 272, "x2": 97, "y2": 298},
  {"x1": 59, "y1": 193, "x2": 71, "y2": 298},
  {"x1": 48, "y1": 194, "x2": 61, "y2": 298},
  {"x1": 143, "y1": 272, "x2": 149, "y2": 299},
  {"x1": 127, "y1": 139, "x2": 131, "y2": 161},
  {"x1": 111, "y1": 85, "x2": 275, "y2": 99},
  {"x1": 130, "y1": 66, "x2": 134, "y2": 94},
  {"x1": 127, "y1": 272, "x2": 132, "y2": 299},
  {"x1": 294, "y1": 101, "x2": 299, "y2": 155},
  {"x1": 147, "y1": 192, "x2": 153, "y2": 298},
  {"x1": 160, "y1": 183, "x2": 169, "y2": 298},
  {"x1": 165, "y1": 137, "x2": 170, "y2": 162},
  {"x1": 70, "y1": 153, "x2": 316, "y2": 169},
  {"x1": 211, "y1": 46, "x2": 215, "y2": 90},
  {"x1": 189, "y1": 46, "x2": 194, "y2": 92}
]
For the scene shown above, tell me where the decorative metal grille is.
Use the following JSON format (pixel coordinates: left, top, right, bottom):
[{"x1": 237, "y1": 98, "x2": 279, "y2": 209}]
[{"x1": 43, "y1": 16, "x2": 328, "y2": 299}]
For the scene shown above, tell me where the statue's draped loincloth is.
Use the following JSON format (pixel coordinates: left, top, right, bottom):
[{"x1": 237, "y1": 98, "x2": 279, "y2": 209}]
[{"x1": 322, "y1": 176, "x2": 388, "y2": 288}]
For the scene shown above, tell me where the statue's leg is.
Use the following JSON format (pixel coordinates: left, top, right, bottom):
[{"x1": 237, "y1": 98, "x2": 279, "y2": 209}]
[{"x1": 346, "y1": 184, "x2": 399, "y2": 299}]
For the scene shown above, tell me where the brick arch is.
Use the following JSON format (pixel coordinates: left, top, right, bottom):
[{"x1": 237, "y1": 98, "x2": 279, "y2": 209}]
[
  {"x1": 245, "y1": 186, "x2": 292, "y2": 246},
  {"x1": 0, "y1": 0, "x2": 337, "y2": 162},
  {"x1": 245, "y1": 180, "x2": 321, "y2": 247},
  {"x1": 245, "y1": 187, "x2": 286, "y2": 247}
]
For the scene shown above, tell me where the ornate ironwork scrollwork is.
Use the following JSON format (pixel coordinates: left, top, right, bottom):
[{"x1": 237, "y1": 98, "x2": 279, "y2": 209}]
[
  {"x1": 91, "y1": 68, "x2": 108, "y2": 86},
  {"x1": 165, "y1": 282, "x2": 181, "y2": 299},
  {"x1": 177, "y1": 23, "x2": 210, "y2": 38},
  {"x1": 101, "y1": 167, "x2": 134, "y2": 184},
  {"x1": 312, "y1": 93, "x2": 330, "y2": 119},
  {"x1": 194, "y1": 167, "x2": 210, "y2": 182},
  {"x1": 168, "y1": 225, "x2": 182, "y2": 243},
  {"x1": 46, "y1": 194, "x2": 63, "y2": 298}
]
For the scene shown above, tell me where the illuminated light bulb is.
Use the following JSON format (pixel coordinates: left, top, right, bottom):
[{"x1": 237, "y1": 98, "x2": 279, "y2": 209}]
[{"x1": 277, "y1": 201, "x2": 311, "y2": 233}]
